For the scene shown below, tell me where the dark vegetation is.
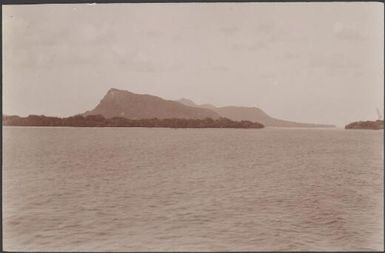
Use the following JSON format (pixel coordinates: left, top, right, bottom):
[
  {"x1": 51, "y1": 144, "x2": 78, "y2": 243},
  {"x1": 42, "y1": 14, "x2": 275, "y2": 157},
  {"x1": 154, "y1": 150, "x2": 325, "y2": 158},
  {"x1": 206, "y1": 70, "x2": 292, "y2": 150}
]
[
  {"x1": 345, "y1": 120, "x2": 384, "y2": 130},
  {"x1": 3, "y1": 115, "x2": 264, "y2": 129}
]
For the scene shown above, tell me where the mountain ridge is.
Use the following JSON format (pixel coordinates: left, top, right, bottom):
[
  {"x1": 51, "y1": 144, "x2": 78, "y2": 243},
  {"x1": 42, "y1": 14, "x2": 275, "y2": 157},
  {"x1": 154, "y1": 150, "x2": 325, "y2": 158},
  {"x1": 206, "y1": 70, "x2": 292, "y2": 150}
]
[
  {"x1": 176, "y1": 99, "x2": 335, "y2": 128},
  {"x1": 83, "y1": 88, "x2": 335, "y2": 128},
  {"x1": 83, "y1": 88, "x2": 221, "y2": 120}
]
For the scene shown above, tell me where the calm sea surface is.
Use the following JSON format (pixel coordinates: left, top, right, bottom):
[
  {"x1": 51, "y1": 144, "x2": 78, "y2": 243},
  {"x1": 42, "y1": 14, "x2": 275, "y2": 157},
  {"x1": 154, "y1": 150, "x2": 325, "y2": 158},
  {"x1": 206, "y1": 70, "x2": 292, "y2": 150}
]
[{"x1": 3, "y1": 127, "x2": 384, "y2": 251}]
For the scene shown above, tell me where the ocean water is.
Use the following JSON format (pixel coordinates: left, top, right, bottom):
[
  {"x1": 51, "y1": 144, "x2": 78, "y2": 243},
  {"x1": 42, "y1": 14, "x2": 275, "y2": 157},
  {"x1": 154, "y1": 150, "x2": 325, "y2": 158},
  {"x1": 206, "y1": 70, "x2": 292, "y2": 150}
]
[{"x1": 3, "y1": 127, "x2": 383, "y2": 251}]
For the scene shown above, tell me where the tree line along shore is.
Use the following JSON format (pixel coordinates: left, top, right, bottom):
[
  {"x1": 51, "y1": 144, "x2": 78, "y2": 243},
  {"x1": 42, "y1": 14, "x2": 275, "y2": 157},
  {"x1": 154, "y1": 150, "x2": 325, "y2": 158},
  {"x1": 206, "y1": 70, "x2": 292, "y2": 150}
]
[
  {"x1": 344, "y1": 120, "x2": 384, "y2": 130},
  {"x1": 2, "y1": 115, "x2": 265, "y2": 129}
]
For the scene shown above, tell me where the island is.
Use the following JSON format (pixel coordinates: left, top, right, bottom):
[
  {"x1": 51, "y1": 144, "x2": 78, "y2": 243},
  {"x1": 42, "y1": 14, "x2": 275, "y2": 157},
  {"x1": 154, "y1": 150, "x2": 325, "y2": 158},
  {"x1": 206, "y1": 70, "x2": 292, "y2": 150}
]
[
  {"x1": 2, "y1": 115, "x2": 264, "y2": 129},
  {"x1": 345, "y1": 120, "x2": 384, "y2": 130}
]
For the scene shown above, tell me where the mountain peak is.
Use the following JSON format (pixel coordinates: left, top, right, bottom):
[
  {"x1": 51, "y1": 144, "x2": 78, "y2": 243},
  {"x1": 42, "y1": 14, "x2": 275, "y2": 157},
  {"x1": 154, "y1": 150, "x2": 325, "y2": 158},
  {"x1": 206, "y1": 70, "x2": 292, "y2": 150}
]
[
  {"x1": 84, "y1": 88, "x2": 221, "y2": 120},
  {"x1": 106, "y1": 88, "x2": 133, "y2": 95},
  {"x1": 178, "y1": 98, "x2": 197, "y2": 107},
  {"x1": 107, "y1": 88, "x2": 123, "y2": 93}
]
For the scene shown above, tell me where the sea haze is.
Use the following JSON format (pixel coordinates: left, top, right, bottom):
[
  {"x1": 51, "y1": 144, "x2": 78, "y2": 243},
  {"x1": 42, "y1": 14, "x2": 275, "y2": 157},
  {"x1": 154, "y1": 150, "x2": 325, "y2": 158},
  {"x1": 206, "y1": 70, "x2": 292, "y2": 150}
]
[{"x1": 3, "y1": 127, "x2": 383, "y2": 251}]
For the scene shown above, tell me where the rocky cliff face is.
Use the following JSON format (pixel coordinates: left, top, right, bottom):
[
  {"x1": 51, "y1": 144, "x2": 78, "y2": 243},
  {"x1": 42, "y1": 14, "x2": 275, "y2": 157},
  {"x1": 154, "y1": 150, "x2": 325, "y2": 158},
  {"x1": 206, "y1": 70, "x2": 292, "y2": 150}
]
[
  {"x1": 83, "y1": 89, "x2": 221, "y2": 120},
  {"x1": 177, "y1": 99, "x2": 335, "y2": 128}
]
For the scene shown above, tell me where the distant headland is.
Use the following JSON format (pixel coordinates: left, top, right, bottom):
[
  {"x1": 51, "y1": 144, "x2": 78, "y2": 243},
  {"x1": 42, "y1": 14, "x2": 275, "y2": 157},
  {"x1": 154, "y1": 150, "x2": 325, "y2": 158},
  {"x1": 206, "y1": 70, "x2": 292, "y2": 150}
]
[{"x1": 3, "y1": 88, "x2": 336, "y2": 128}]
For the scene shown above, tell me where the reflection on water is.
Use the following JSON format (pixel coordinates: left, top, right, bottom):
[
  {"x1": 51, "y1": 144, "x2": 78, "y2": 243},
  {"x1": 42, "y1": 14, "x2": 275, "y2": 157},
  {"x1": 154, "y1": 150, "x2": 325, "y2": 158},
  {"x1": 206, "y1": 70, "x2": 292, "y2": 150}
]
[{"x1": 3, "y1": 127, "x2": 383, "y2": 251}]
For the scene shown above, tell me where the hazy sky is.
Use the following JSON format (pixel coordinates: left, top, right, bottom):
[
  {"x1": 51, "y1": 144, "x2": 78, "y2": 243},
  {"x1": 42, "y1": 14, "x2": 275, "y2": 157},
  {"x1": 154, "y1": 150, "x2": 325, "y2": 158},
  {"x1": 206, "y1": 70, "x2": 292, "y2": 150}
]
[{"x1": 3, "y1": 2, "x2": 384, "y2": 126}]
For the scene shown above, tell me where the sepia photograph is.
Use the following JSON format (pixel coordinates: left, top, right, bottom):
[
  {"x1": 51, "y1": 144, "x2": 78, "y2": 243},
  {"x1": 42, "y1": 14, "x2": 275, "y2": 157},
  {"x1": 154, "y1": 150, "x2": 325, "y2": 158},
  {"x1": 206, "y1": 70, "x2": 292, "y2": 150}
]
[{"x1": 2, "y1": 1, "x2": 384, "y2": 251}]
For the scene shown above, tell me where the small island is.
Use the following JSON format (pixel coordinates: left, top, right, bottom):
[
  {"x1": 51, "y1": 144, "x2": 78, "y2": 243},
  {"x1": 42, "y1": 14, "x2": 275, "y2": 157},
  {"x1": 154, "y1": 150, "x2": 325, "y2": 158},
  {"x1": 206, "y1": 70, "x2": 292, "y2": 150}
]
[
  {"x1": 345, "y1": 120, "x2": 384, "y2": 130},
  {"x1": 2, "y1": 115, "x2": 264, "y2": 129}
]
